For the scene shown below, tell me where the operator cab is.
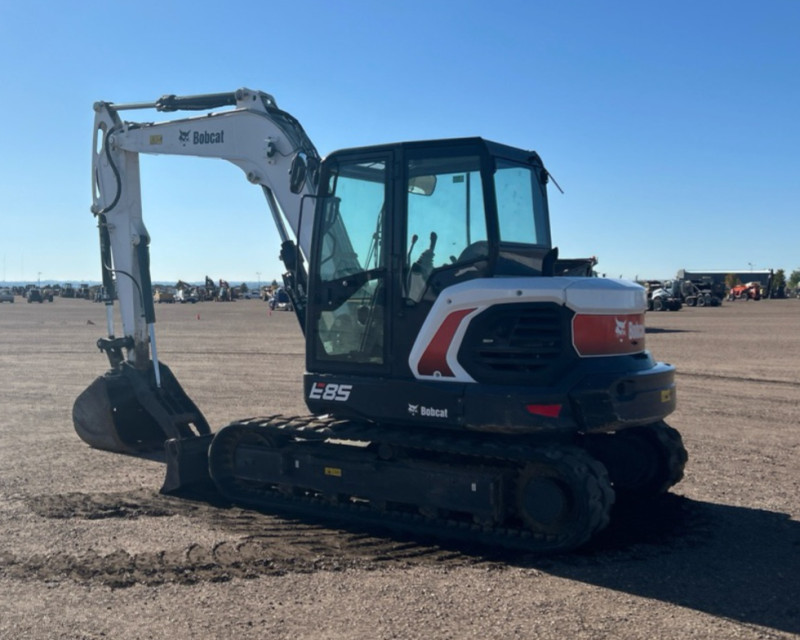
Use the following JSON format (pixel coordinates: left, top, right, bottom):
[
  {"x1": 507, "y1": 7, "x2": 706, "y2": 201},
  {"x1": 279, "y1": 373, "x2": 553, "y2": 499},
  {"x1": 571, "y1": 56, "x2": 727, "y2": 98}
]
[{"x1": 304, "y1": 137, "x2": 555, "y2": 380}]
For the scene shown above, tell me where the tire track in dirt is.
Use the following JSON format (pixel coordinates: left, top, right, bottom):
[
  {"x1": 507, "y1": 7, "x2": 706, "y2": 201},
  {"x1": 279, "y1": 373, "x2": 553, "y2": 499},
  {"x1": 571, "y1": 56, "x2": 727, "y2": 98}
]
[
  {"x1": 2, "y1": 490, "x2": 490, "y2": 587},
  {"x1": 0, "y1": 489, "x2": 709, "y2": 588}
]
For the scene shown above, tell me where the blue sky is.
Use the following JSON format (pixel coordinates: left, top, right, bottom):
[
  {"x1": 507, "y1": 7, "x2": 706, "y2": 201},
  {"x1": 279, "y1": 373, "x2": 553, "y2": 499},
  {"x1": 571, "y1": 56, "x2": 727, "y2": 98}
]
[{"x1": 1, "y1": 0, "x2": 798, "y2": 284}]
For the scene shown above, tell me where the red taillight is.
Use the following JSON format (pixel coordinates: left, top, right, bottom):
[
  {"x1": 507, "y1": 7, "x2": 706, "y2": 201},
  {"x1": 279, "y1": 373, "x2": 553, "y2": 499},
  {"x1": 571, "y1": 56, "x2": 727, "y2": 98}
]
[
  {"x1": 525, "y1": 404, "x2": 562, "y2": 418},
  {"x1": 572, "y1": 313, "x2": 646, "y2": 357}
]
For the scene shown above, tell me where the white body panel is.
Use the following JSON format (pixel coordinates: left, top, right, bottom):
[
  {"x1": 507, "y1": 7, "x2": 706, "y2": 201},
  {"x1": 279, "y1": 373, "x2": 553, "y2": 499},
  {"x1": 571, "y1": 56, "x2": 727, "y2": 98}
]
[{"x1": 408, "y1": 277, "x2": 647, "y2": 382}]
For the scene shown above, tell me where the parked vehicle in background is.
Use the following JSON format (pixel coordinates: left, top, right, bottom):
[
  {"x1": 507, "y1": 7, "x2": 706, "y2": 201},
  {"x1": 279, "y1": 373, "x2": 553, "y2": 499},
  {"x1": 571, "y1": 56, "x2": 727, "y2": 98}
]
[
  {"x1": 216, "y1": 280, "x2": 232, "y2": 302},
  {"x1": 0, "y1": 288, "x2": 14, "y2": 303},
  {"x1": 678, "y1": 268, "x2": 775, "y2": 304},
  {"x1": 268, "y1": 287, "x2": 293, "y2": 311},
  {"x1": 662, "y1": 278, "x2": 723, "y2": 307},
  {"x1": 641, "y1": 280, "x2": 682, "y2": 312},
  {"x1": 728, "y1": 282, "x2": 762, "y2": 301},
  {"x1": 153, "y1": 288, "x2": 176, "y2": 303},
  {"x1": 650, "y1": 286, "x2": 682, "y2": 311},
  {"x1": 175, "y1": 288, "x2": 199, "y2": 303}
]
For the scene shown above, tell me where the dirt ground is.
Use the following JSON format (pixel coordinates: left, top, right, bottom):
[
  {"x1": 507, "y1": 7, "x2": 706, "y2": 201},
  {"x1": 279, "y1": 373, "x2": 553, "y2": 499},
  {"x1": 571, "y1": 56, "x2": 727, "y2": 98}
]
[{"x1": 1, "y1": 296, "x2": 799, "y2": 639}]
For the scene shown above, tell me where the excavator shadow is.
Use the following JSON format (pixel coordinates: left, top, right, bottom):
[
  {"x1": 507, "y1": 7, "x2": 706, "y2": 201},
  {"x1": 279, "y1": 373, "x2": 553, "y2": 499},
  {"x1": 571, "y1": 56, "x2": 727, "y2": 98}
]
[
  {"x1": 520, "y1": 496, "x2": 800, "y2": 635},
  {"x1": 166, "y1": 481, "x2": 799, "y2": 633}
]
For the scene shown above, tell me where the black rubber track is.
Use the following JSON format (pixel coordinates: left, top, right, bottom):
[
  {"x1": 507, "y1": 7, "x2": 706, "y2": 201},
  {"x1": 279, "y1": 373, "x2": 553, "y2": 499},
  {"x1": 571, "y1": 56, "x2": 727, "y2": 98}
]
[{"x1": 207, "y1": 415, "x2": 616, "y2": 553}]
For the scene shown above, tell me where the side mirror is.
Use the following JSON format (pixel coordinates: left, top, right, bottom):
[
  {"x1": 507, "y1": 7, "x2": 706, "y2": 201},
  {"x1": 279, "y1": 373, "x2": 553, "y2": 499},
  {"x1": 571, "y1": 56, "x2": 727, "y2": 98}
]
[{"x1": 408, "y1": 174, "x2": 436, "y2": 196}]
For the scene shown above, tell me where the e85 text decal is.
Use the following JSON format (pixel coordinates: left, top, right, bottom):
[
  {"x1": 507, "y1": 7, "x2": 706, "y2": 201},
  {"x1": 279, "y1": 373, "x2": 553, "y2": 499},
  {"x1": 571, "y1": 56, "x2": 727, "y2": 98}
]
[{"x1": 308, "y1": 382, "x2": 352, "y2": 402}]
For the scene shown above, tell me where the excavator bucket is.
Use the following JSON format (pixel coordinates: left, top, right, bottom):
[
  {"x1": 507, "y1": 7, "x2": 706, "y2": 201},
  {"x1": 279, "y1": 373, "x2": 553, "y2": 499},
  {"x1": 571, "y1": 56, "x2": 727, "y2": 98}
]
[
  {"x1": 73, "y1": 372, "x2": 168, "y2": 454},
  {"x1": 73, "y1": 361, "x2": 214, "y2": 491}
]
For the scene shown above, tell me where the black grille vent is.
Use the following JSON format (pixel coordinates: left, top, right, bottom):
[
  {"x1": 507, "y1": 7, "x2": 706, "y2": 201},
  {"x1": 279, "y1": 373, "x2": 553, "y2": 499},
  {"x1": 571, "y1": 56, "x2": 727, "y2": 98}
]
[{"x1": 459, "y1": 303, "x2": 575, "y2": 385}]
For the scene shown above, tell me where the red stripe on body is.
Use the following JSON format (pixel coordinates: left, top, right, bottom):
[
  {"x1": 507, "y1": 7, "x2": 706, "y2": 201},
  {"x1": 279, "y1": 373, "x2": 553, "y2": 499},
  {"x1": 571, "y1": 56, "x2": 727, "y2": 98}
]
[{"x1": 417, "y1": 308, "x2": 476, "y2": 377}]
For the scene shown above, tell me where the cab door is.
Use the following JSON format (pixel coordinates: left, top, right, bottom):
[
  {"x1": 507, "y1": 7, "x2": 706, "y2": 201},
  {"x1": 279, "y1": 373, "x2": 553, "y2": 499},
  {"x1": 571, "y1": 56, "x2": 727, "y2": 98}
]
[{"x1": 307, "y1": 153, "x2": 391, "y2": 374}]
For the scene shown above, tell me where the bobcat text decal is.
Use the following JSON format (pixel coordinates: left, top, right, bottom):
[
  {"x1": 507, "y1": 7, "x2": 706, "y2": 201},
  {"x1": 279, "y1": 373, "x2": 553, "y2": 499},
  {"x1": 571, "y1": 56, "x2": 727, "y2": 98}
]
[
  {"x1": 407, "y1": 404, "x2": 449, "y2": 419},
  {"x1": 615, "y1": 317, "x2": 645, "y2": 342},
  {"x1": 179, "y1": 130, "x2": 225, "y2": 146}
]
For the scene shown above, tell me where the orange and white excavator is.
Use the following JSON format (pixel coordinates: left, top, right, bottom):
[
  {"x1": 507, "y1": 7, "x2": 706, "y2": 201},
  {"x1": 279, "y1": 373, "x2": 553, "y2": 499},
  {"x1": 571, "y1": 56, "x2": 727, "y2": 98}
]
[{"x1": 73, "y1": 88, "x2": 686, "y2": 552}]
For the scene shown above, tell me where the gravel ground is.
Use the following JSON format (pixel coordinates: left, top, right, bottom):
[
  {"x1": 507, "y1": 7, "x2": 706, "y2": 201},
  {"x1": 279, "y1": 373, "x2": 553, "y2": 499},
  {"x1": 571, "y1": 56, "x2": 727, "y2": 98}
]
[{"x1": 1, "y1": 297, "x2": 798, "y2": 639}]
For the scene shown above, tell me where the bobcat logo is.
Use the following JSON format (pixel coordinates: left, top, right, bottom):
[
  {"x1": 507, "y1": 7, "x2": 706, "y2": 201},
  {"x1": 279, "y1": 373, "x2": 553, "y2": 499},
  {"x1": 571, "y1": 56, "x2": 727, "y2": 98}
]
[
  {"x1": 614, "y1": 318, "x2": 627, "y2": 341},
  {"x1": 179, "y1": 130, "x2": 190, "y2": 145},
  {"x1": 407, "y1": 404, "x2": 419, "y2": 416}
]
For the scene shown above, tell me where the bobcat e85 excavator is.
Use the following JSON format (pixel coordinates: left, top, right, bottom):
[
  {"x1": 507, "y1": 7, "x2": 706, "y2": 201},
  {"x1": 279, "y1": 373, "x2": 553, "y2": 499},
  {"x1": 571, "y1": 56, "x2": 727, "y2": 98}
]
[{"x1": 73, "y1": 88, "x2": 687, "y2": 552}]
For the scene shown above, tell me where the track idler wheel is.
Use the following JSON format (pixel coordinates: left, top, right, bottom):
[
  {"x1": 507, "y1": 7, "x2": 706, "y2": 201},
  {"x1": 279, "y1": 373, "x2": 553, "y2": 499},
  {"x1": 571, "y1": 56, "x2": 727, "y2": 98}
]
[
  {"x1": 208, "y1": 424, "x2": 286, "y2": 500},
  {"x1": 516, "y1": 447, "x2": 614, "y2": 551},
  {"x1": 584, "y1": 421, "x2": 688, "y2": 499}
]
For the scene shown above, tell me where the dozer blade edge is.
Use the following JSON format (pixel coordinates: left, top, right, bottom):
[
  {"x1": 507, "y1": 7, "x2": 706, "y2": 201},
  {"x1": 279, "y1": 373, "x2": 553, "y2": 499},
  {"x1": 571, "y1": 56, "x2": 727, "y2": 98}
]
[{"x1": 161, "y1": 434, "x2": 215, "y2": 494}]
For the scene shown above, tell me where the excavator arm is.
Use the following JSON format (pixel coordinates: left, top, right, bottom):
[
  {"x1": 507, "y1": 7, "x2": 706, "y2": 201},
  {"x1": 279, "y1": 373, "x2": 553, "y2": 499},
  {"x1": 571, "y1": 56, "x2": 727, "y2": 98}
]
[
  {"x1": 75, "y1": 88, "x2": 320, "y2": 460},
  {"x1": 92, "y1": 88, "x2": 319, "y2": 359}
]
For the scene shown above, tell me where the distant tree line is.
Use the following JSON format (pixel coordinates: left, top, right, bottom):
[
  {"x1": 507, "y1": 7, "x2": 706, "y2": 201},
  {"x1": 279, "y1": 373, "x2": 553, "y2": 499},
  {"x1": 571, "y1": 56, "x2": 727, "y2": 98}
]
[{"x1": 789, "y1": 269, "x2": 800, "y2": 290}]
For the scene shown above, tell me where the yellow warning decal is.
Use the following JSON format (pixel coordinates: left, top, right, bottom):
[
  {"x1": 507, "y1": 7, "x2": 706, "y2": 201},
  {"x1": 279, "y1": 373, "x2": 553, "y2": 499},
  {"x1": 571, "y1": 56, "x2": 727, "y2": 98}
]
[
  {"x1": 149, "y1": 134, "x2": 163, "y2": 145},
  {"x1": 661, "y1": 389, "x2": 672, "y2": 403},
  {"x1": 324, "y1": 467, "x2": 342, "y2": 477}
]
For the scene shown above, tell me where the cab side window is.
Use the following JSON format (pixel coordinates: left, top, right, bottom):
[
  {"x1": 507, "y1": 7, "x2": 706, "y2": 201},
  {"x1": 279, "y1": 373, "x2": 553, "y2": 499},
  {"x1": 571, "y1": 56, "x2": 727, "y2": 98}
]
[{"x1": 406, "y1": 156, "x2": 487, "y2": 301}]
